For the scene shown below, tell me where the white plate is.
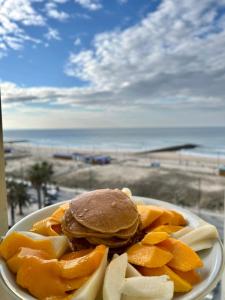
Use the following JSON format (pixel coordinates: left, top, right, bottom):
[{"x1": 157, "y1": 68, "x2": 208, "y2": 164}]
[{"x1": 0, "y1": 197, "x2": 224, "y2": 300}]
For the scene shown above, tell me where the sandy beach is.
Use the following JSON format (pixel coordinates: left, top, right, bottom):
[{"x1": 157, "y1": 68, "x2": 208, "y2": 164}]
[{"x1": 5, "y1": 143, "x2": 225, "y2": 213}]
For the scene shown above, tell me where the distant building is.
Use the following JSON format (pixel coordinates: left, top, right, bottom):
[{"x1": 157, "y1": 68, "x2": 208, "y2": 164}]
[{"x1": 218, "y1": 165, "x2": 225, "y2": 176}]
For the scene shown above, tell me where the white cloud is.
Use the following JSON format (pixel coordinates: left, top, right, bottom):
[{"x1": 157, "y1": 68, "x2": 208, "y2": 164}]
[
  {"x1": 74, "y1": 0, "x2": 102, "y2": 11},
  {"x1": 0, "y1": 0, "x2": 45, "y2": 26},
  {"x1": 53, "y1": 0, "x2": 68, "y2": 3},
  {"x1": 0, "y1": 0, "x2": 45, "y2": 55},
  {"x1": 0, "y1": 0, "x2": 71, "y2": 56},
  {"x1": 45, "y1": 2, "x2": 69, "y2": 21},
  {"x1": 2, "y1": 0, "x2": 225, "y2": 128},
  {"x1": 118, "y1": 0, "x2": 128, "y2": 4},
  {"x1": 74, "y1": 12, "x2": 91, "y2": 19},
  {"x1": 65, "y1": 0, "x2": 225, "y2": 109},
  {"x1": 45, "y1": 27, "x2": 61, "y2": 40},
  {"x1": 74, "y1": 37, "x2": 81, "y2": 46}
]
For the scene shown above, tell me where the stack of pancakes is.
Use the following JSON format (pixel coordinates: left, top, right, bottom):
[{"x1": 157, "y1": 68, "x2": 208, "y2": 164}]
[{"x1": 62, "y1": 189, "x2": 140, "y2": 249}]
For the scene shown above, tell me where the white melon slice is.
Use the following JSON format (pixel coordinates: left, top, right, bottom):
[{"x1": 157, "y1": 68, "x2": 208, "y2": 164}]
[
  {"x1": 178, "y1": 224, "x2": 218, "y2": 251},
  {"x1": 190, "y1": 240, "x2": 214, "y2": 252},
  {"x1": 179, "y1": 224, "x2": 218, "y2": 244},
  {"x1": 172, "y1": 226, "x2": 193, "y2": 239},
  {"x1": 103, "y1": 253, "x2": 128, "y2": 300},
  {"x1": 70, "y1": 248, "x2": 108, "y2": 300},
  {"x1": 17, "y1": 231, "x2": 69, "y2": 258},
  {"x1": 126, "y1": 262, "x2": 141, "y2": 278},
  {"x1": 122, "y1": 296, "x2": 168, "y2": 300},
  {"x1": 113, "y1": 254, "x2": 141, "y2": 278},
  {"x1": 122, "y1": 296, "x2": 147, "y2": 300},
  {"x1": 121, "y1": 275, "x2": 174, "y2": 300}
]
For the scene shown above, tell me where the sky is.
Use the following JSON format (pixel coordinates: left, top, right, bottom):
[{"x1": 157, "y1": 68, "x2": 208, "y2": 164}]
[{"x1": 1, "y1": 0, "x2": 225, "y2": 129}]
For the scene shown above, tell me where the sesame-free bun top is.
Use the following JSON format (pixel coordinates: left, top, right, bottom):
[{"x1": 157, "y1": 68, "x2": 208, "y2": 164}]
[{"x1": 69, "y1": 189, "x2": 139, "y2": 233}]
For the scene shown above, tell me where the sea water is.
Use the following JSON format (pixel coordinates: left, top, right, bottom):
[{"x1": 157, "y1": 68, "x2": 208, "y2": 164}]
[{"x1": 3, "y1": 127, "x2": 225, "y2": 158}]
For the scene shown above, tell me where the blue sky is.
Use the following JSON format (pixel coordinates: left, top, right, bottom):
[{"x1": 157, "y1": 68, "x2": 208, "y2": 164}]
[
  {"x1": 1, "y1": 0, "x2": 155, "y2": 87},
  {"x1": 1, "y1": 0, "x2": 225, "y2": 129}
]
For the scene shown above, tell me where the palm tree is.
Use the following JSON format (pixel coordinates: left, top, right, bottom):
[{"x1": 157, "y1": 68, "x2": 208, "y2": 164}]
[
  {"x1": 28, "y1": 161, "x2": 53, "y2": 209},
  {"x1": 42, "y1": 161, "x2": 54, "y2": 183},
  {"x1": 41, "y1": 161, "x2": 54, "y2": 203},
  {"x1": 17, "y1": 183, "x2": 30, "y2": 215},
  {"x1": 6, "y1": 180, "x2": 18, "y2": 226},
  {"x1": 6, "y1": 180, "x2": 31, "y2": 225},
  {"x1": 6, "y1": 180, "x2": 30, "y2": 225}
]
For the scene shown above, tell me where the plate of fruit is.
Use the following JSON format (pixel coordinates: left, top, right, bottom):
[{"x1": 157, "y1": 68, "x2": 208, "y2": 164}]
[{"x1": 0, "y1": 188, "x2": 224, "y2": 300}]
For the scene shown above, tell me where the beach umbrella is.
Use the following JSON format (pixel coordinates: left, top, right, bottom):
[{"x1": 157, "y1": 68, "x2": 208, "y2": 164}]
[{"x1": 0, "y1": 89, "x2": 8, "y2": 236}]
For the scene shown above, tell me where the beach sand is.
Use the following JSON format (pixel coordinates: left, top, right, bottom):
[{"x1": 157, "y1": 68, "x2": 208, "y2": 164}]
[{"x1": 5, "y1": 144, "x2": 225, "y2": 213}]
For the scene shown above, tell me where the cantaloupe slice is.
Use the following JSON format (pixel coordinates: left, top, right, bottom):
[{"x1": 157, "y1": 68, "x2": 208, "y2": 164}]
[
  {"x1": 170, "y1": 210, "x2": 187, "y2": 226},
  {"x1": 149, "y1": 210, "x2": 175, "y2": 228},
  {"x1": 127, "y1": 243, "x2": 173, "y2": 268},
  {"x1": 64, "y1": 276, "x2": 89, "y2": 291},
  {"x1": 0, "y1": 231, "x2": 69, "y2": 260},
  {"x1": 60, "y1": 245, "x2": 106, "y2": 279},
  {"x1": 30, "y1": 203, "x2": 70, "y2": 236},
  {"x1": 150, "y1": 210, "x2": 186, "y2": 229},
  {"x1": 142, "y1": 232, "x2": 169, "y2": 245},
  {"x1": 138, "y1": 265, "x2": 192, "y2": 293},
  {"x1": 51, "y1": 203, "x2": 70, "y2": 222},
  {"x1": 61, "y1": 249, "x2": 92, "y2": 260},
  {"x1": 7, "y1": 247, "x2": 51, "y2": 273},
  {"x1": 30, "y1": 217, "x2": 61, "y2": 236},
  {"x1": 137, "y1": 205, "x2": 164, "y2": 229},
  {"x1": 151, "y1": 225, "x2": 184, "y2": 234},
  {"x1": 70, "y1": 247, "x2": 108, "y2": 300},
  {"x1": 158, "y1": 238, "x2": 203, "y2": 271},
  {"x1": 16, "y1": 256, "x2": 67, "y2": 299},
  {"x1": 173, "y1": 269, "x2": 201, "y2": 285}
]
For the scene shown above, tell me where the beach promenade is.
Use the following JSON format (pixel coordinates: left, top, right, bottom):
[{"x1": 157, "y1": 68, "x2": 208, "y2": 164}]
[
  {"x1": 5, "y1": 143, "x2": 225, "y2": 212},
  {"x1": 3, "y1": 143, "x2": 225, "y2": 300}
]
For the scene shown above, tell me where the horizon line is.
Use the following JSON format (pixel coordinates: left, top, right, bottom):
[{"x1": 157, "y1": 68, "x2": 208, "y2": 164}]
[{"x1": 3, "y1": 125, "x2": 225, "y2": 131}]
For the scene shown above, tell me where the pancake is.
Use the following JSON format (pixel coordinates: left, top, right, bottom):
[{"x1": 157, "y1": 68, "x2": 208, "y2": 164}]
[
  {"x1": 62, "y1": 209, "x2": 140, "y2": 239},
  {"x1": 86, "y1": 236, "x2": 130, "y2": 248},
  {"x1": 62, "y1": 209, "x2": 111, "y2": 238},
  {"x1": 69, "y1": 189, "x2": 139, "y2": 233}
]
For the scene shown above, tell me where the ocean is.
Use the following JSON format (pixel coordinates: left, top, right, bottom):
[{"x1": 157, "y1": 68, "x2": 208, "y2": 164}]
[{"x1": 3, "y1": 127, "x2": 225, "y2": 158}]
